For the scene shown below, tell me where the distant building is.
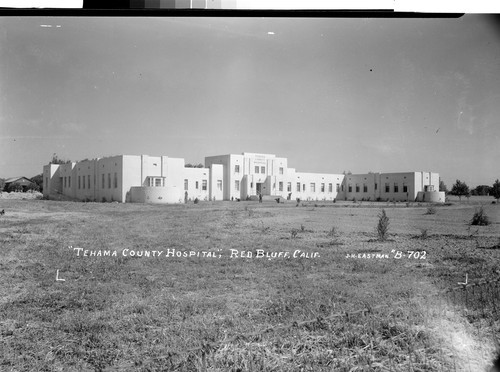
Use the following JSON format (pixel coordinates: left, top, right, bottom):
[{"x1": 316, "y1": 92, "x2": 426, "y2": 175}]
[
  {"x1": 42, "y1": 152, "x2": 444, "y2": 203},
  {"x1": 4, "y1": 176, "x2": 36, "y2": 192}
]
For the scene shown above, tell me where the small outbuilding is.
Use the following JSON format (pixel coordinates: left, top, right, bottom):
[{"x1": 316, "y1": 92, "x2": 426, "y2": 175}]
[{"x1": 3, "y1": 177, "x2": 36, "y2": 192}]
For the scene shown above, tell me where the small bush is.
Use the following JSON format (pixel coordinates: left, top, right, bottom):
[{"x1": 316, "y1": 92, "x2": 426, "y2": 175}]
[
  {"x1": 300, "y1": 224, "x2": 305, "y2": 232},
  {"x1": 470, "y1": 206, "x2": 489, "y2": 226},
  {"x1": 425, "y1": 206, "x2": 437, "y2": 215},
  {"x1": 419, "y1": 228, "x2": 428, "y2": 239},
  {"x1": 376, "y1": 209, "x2": 390, "y2": 241},
  {"x1": 194, "y1": 198, "x2": 199, "y2": 204},
  {"x1": 352, "y1": 198, "x2": 357, "y2": 203},
  {"x1": 327, "y1": 226, "x2": 338, "y2": 237},
  {"x1": 291, "y1": 229, "x2": 299, "y2": 239}
]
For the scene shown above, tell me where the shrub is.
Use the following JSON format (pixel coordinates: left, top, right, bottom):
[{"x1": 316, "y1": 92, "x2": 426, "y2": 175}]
[
  {"x1": 194, "y1": 198, "x2": 199, "y2": 204},
  {"x1": 425, "y1": 206, "x2": 437, "y2": 215},
  {"x1": 291, "y1": 229, "x2": 299, "y2": 239},
  {"x1": 327, "y1": 226, "x2": 337, "y2": 237},
  {"x1": 419, "y1": 228, "x2": 428, "y2": 239},
  {"x1": 470, "y1": 206, "x2": 489, "y2": 226},
  {"x1": 352, "y1": 197, "x2": 357, "y2": 203},
  {"x1": 376, "y1": 209, "x2": 390, "y2": 241},
  {"x1": 300, "y1": 224, "x2": 305, "y2": 232},
  {"x1": 6, "y1": 183, "x2": 23, "y2": 193}
]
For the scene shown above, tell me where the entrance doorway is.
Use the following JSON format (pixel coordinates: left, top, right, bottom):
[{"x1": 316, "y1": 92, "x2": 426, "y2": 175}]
[{"x1": 256, "y1": 183, "x2": 262, "y2": 195}]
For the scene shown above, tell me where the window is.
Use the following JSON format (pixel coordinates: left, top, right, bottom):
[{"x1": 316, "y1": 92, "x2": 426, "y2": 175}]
[
  {"x1": 287, "y1": 182, "x2": 291, "y2": 192},
  {"x1": 320, "y1": 183, "x2": 325, "y2": 192},
  {"x1": 68, "y1": 176, "x2": 71, "y2": 188},
  {"x1": 184, "y1": 179, "x2": 188, "y2": 191},
  {"x1": 363, "y1": 184, "x2": 368, "y2": 193},
  {"x1": 341, "y1": 184, "x2": 344, "y2": 192},
  {"x1": 82, "y1": 176, "x2": 85, "y2": 189},
  {"x1": 348, "y1": 184, "x2": 352, "y2": 193},
  {"x1": 108, "y1": 173, "x2": 111, "y2": 189},
  {"x1": 155, "y1": 178, "x2": 162, "y2": 187},
  {"x1": 297, "y1": 182, "x2": 301, "y2": 192},
  {"x1": 328, "y1": 183, "x2": 333, "y2": 193},
  {"x1": 261, "y1": 166, "x2": 265, "y2": 174},
  {"x1": 394, "y1": 183, "x2": 399, "y2": 193},
  {"x1": 355, "y1": 184, "x2": 360, "y2": 193},
  {"x1": 64, "y1": 177, "x2": 67, "y2": 188},
  {"x1": 336, "y1": 183, "x2": 340, "y2": 192},
  {"x1": 375, "y1": 183, "x2": 378, "y2": 190},
  {"x1": 46, "y1": 177, "x2": 48, "y2": 186},
  {"x1": 235, "y1": 180, "x2": 240, "y2": 191},
  {"x1": 87, "y1": 176, "x2": 90, "y2": 189},
  {"x1": 255, "y1": 166, "x2": 259, "y2": 174},
  {"x1": 385, "y1": 183, "x2": 390, "y2": 193},
  {"x1": 279, "y1": 182, "x2": 283, "y2": 191},
  {"x1": 202, "y1": 180, "x2": 207, "y2": 191},
  {"x1": 195, "y1": 181, "x2": 199, "y2": 189},
  {"x1": 235, "y1": 165, "x2": 240, "y2": 173},
  {"x1": 102, "y1": 174, "x2": 105, "y2": 188},
  {"x1": 279, "y1": 167, "x2": 284, "y2": 175},
  {"x1": 114, "y1": 173, "x2": 117, "y2": 188},
  {"x1": 303, "y1": 184, "x2": 306, "y2": 192},
  {"x1": 403, "y1": 183, "x2": 408, "y2": 193},
  {"x1": 217, "y1": 180, "x2": 222, "y2": 190}
]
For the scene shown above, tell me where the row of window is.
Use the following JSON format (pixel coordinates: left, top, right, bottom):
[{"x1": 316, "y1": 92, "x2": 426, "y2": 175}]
[
  {"x1": 184, "y1": 179, "x2": 216, "y2": 192},
  {"x1": 346, "y1": 183, "x2": 408, "y2": 193},
  {"x1": 241, "y1": 181, "x2": 341, "y2": 193},
  {"x1": 233, "y1": 165, "x2": 285, "y2": 175},
  {"x1": 65, "y1": 173, "x2": 119, "y2": 190},
  {"x1": 147, "y1": 177, "x2": 164, "y2": 187}
]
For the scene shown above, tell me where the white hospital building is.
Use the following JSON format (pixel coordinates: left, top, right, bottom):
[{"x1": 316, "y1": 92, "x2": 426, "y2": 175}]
[{"x1": 43, "y1": 152, "x2": 445, "y2": 204}]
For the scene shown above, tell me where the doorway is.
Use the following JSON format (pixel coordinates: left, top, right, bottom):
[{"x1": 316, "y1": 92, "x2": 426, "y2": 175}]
[{"x1": 256, "y1": 183, "x2": 262, "y2": 195}]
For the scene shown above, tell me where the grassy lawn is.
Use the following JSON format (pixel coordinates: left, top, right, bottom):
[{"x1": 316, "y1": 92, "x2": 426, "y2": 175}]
[{"x1": 0, "y1": 199, "x2": 499, "y2": 371}]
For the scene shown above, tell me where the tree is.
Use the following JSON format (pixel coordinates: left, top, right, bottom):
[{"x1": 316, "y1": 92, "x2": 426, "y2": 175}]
[
  {"x1": 31, "y1": 174, "x2": 44, "y2": 193},
  {"x1": 185, "y1": 163, "x2": 204, "y2": 168},
  {"x1": 450, "y1": 179, "x2": 469, "y2": 201},
  {"x1": 0, "y1": 178, "x2": 5, "y2": 191},
  {"x1": 439, "y1": 178, "x2": 448, "y2": 194},
  {"x1": 49, "y1": 153, "x2": 71, "y2": 165},
  {"x1": 471, "y1": 185, "x2": 491, "y2": 196},
  {"x1": 491, "y1": 179, "x2": 500, "y2": 202}
]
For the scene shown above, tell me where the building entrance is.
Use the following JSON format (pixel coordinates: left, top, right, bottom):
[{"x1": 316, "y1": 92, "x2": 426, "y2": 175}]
[{"x1": 256, "y1": 183, "x2": 262, "y2": 195}]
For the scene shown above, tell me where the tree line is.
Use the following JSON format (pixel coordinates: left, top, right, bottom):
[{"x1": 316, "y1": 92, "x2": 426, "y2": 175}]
[{"x1": 440, "y1": 178, "x2": 500, "y2": 201}]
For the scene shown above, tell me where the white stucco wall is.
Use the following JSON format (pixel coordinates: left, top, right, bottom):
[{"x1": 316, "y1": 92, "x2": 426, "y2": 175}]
[
  {"x1": 183, "y1": 167, "x2": 210, "y2": 201},
  {"x1": 43, "y1": 152, "x2": 443, "y2": 204},
  {"x1": 129, "y1": 186, "x2": 182, "y2": 204}
]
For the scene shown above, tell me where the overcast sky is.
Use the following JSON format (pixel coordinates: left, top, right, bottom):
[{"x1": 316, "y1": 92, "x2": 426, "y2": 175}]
[{"x1": 0, "y1": 15, "x2": 499, "y2": 187}]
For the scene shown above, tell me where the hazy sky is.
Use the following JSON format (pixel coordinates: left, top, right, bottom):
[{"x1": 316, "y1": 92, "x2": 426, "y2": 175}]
[{"x1": 1, "y1": 15, "x2": 499, "y2": 187}]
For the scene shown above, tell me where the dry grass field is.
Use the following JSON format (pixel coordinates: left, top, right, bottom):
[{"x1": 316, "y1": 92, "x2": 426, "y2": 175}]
[{"x1": 0, "y1": 198, "x2": 499, "y2": 371}]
